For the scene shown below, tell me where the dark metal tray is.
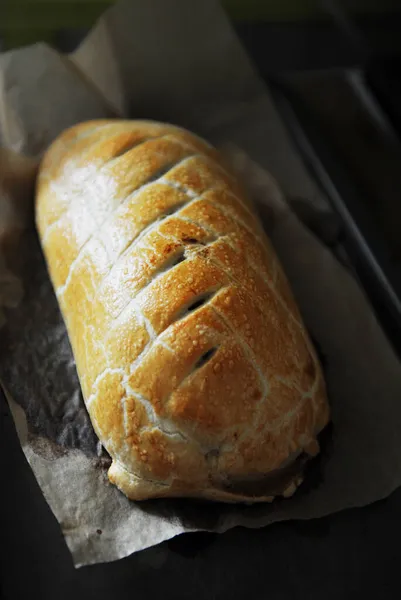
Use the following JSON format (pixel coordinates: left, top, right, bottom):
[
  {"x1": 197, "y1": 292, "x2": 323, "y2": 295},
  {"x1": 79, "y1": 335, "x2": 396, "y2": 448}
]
[{"x1": 270, "y1": 72, "x2": 401, "y2": 357}]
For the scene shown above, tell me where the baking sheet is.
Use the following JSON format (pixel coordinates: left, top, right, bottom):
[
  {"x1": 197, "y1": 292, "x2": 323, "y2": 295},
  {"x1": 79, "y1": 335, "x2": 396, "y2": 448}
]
[{"x1": 1, "y1": 0, "x2": 401, "y2": 567}]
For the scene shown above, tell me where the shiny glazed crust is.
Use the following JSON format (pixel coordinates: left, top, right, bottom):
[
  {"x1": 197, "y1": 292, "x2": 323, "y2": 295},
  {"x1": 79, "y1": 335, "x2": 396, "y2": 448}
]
[{"x1": 36, "y1": 120, "x2": 330, "y2": 502}]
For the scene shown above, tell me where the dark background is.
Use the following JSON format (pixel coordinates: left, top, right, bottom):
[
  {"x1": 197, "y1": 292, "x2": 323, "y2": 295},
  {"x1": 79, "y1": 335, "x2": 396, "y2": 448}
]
[{"x1": 2, "y1": 6, "x2": 401, "y2": 599}]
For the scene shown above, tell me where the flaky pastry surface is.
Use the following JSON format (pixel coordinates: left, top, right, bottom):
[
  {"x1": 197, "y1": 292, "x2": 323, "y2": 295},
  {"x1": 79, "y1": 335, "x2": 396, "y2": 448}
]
[{"x1": 36, "y1": 120, "x2": 329, "y2": 502}]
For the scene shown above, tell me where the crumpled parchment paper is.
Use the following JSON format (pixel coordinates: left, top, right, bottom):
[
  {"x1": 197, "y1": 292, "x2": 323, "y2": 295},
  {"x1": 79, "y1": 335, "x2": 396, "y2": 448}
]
[{"x1": 1, "y1": 0, "x2": 401, "y2": 568}]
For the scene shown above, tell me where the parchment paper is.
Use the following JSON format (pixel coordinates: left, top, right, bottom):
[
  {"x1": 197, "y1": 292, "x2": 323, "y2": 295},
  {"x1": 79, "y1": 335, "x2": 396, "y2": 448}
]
[{"x1": 1, "y1": 0, "x2": 401, "y2": 568}]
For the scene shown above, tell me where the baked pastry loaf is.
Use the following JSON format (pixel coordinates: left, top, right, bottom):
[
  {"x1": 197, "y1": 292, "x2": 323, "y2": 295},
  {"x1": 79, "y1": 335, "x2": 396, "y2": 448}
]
[{"x1": 36, "y1": 119, "x2": 329, "y2": 502}]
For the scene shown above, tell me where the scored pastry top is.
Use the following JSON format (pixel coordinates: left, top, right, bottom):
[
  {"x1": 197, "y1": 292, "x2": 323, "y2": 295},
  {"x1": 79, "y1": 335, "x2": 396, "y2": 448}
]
[{"x1": 36, "y1": 119, "x2": 330, "y2": 502}]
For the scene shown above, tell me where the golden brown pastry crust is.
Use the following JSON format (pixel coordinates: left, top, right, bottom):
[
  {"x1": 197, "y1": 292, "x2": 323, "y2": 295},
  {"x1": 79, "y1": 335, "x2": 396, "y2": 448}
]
[{"x1": 36, "y1": 119, "x2": 330, "y2": 502}]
